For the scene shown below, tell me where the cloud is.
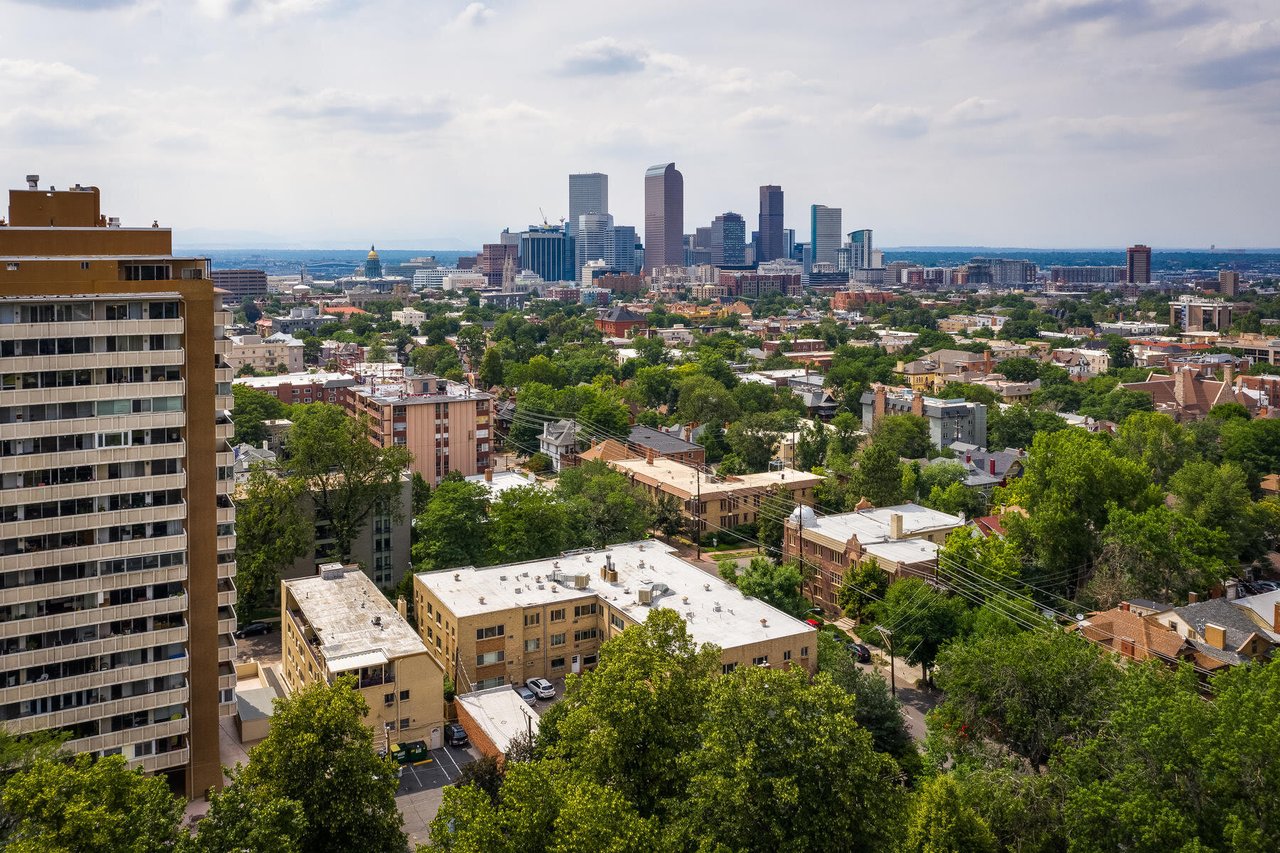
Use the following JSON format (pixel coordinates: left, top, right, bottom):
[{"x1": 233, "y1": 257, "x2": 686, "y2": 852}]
[
  {"x1": 1180, "y1": 19, "x2": 1280, "y2": 89},
  {"x1": 727, "y1": 106, "x2": 796, "y2": 131},
  {"x1": 0, "y1": 58, "x2": 96, "y2": 92},
  {"x1": 556, "y1": 37, "x2": 650, "y2": 76},
  {"x1": 273, "y1": 89, "x2": 453, "y2": 133},
  {"x1": 195, "y1": 0, "x2": 336, "y2": 22},
  {"x1": 1043, "y1": 114, "x2": 1174, "y2": 151},
  {"x1": 447, "y1": 2, "x2": 496, "y2": 31},
  {"x1": 861, "y1": 103, "x2": 930, "y2": 138},
  {"x1": 943, "y1": 97, "x2": 1019, "y2": 127},
  {"x1": 1012, "y1": 0, "x2": 1219, "y2": 33},
  {"x1": 7, "y1": 0, "x2": 138, "y2": 8},
  {"x1": 0, "y1": 106, "x2": 125, "y2": 146}
]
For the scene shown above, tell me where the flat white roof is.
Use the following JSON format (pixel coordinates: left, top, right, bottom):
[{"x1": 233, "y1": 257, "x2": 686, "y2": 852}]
[
  {"x1": 464, "y1": 470, "x2": 547, "y2": 497},
  {"x1": 796, "y1": 503, "x2": 962, "y2": 550},
  {"x1": 609, "y1": 456, "x2": 821, "y2": 499},
  {"x1": 418, "y1": 541, "x2": 815, "y2": 652},
  {"x1": 284, "y1": 567, "x2": 427, "y2": 666},
  {"x1": 455, "y1": 686, "x2": 540, "y2": 755},
  {"x1": 234, "y1": 370, "x2": 353, "y2": 389}
]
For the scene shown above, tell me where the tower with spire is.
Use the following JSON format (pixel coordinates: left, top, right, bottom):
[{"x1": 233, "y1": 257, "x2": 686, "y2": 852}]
[{"x1": 365, "y1": 244, "x2": 382, "y2": 279}]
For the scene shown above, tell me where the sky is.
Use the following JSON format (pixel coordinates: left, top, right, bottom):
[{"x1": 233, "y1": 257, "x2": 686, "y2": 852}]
[{"x1": 1, "y1": 0, "x2": 1278, "y2": 249}]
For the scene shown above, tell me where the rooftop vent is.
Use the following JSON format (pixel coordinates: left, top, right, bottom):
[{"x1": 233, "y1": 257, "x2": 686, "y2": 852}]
[
  {"x1": 499, "y1": 575, "x2": 507, "y2": 582},
  {"x1": 760, "y1": 617, "x2": 768, "y2": 627},
  {"x1": 478, "y1": 595, "x2": 486, "y2": 604},
  {"x1": 372, "y1": 615, "x2": 382, "y2": 627},
  {"x1": 703, "y1": 583, "x2": 711, "y2": 592},
  {"x1": 454, "y1": 573, "x2": 461, "y2": 582},
  {"x1": 682, "y1": 595, "x2": 689, "y2": 604},
  {"x1": 713, "y1": 602, "x2": 722, "y2": 612}
]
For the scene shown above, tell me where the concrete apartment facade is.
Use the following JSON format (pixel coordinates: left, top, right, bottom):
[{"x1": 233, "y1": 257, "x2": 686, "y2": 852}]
[
  {"x1": 0, "y1": 180, "x2": 236, "y2": 797},
  {"x1": 861, "y1": 384, "x2": 988, "y2": 450},
  {"x1": 784, "y1": 504, "x2": 965, "y2": 616},
  {"x1": 606, "y1": 455, "x2": 822, "y2": 534},
  {"x1": 343, "y1": 373, "x2": 492, "y2": 487},
  {"x1": 225, "y1": 332, "x2": 304, "y2": 374},
  {"x1": 413, "y1": 542, "x2": 816, "y2": 693},
  {"x1": 281, "y1": 564, "x2": 445, "y2": 751}
]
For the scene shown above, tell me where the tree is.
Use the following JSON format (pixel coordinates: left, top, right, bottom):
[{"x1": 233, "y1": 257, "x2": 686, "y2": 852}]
[
  {"x1": 1102, "y1": 334, "x2": 1134, "y2": 370},
  {"x1": 756, "y1": 486, "x2": 795, "y2": 557},
  {"x1": 1220, "y1": 417, "x2": 1280, "y2": 485},
  {"x1": 937, "y1": 382, "x2": 1001, "y2": 406},
  {"x1": 1112, "y1": 411, "x2": 1195, "y2": 485},
  {"x1": 1077, "y1": 388, "x2": 1153, "y2": 423},
  {"x1": 927, "y1": 481, "x2": 986, "y2": 519},
  {"x1": 872, "y1": 413, "x2": 932, "y2": 459},
  {"x1": 282, "y1": 405, "x2": 412, "y2": 561},
  {"x1": 793, "y1": 418, "x2": 829, "y2": 471},
  {"x1": 928, "y1": 628, "x2": 1119, "y2": 768},
  {"x1": 234, "y1": 466, "x2": 313, "y2": 617},
  {"x1": 878, "y1": 578, "x2": 968, "y2": 682},
  {"x1": 477, "y1": 348, "x2": 504, "y2": 388},
  {"x1": 184, "y1": 779, "x2": 307, "y2": 853},
  {"x1": 540, "y1": 609, "x2": 721, "y2": 815},
  {"x1": 677, "y1": 665, "x2": 905, "y2": 853},
  {"x1": 216, "y1": 678, "x2": 404, "y2": 853},
  {"x1": 486, "y1": 486, "x2": 571, "y2": 564},
  {"x1": 676, "y1": 374, "x2": 740, "y2": 427},
  {"x1": 414, "y1": 480, "x2": 491, "y2": 570},
  {"x1": 734, "y1": 557, "x2": 807, "y2": 618},
  {"x1": 852, "y1": 441, "x2": 905, "y2": 507},
  {"x1": 240, "y1": 297, "x2": 261, "y2": 323},
  {"x1": 937, "y1": 526, "x2": 1024, "y2": 593},
  {"x1": 816, "y1": 631, "x2": 917, "y2": 772},
  {"x1": 1095, "y1": 505, "x2": 1232, "y2": 603},
  {"x1": 629, "y1": 365, "x2": 675, "y2": 409},
  {"x1": 1, "y1": 753, "x2": 184, "y2": 853},
  {"x1": 838, "y1": 557, "x2": 889, "y2": 620},
  {"x1": 231, "y1": 383, "x2": 286, "y2": 446},
  {"x1": 724, "y1": 412, "x2": 786, "y2": 472},
  {"x1": 902, "y1": 775, "x2": 998, "y2": 853},
  {"x1": 996, "y1": 356, "x2": 1041, "y2": 382},
  {"x1": 411, "y1": 471, "x2": 431, "y2": 516},
  {"x1": 1170, "y1": 460, "x2": 1268, "y2": 560},
  {"x1": 555, "y1": 461, "x2": 655, "y2": 547},
  {"x1": 455, "y1": 324, "x2": 487, "y2": 369}
]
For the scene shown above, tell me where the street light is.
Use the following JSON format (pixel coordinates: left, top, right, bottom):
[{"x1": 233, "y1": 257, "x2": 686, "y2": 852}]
[{"x1": 875, "y1": 624, "x2": 895, "y2": 697}]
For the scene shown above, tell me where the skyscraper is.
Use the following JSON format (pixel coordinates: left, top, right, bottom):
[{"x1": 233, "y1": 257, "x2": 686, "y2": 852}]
[
  {"x1": 758, "y1": 185, "x2": 784, "y2": 263},
  {"x1": 575, "y1": 212, "x2": 613, "y2": 278},
  {"x1": 644, "y1": 163, "x2": 684, "y2": 271},
  {"x1": 849, "y1": 229, "x2": 873, "y2": 270},
  {"x1": 710, "y1": 212, "x2": 747, "y2": 266},
  {"x1": 568, "y1": 173, "x2": 608, "y2": 240},
  {"x1": 809, "y1": 204, "x2": 842, "y2": 271},
  {"x1": 520, "y1": 225, "x2": 570, "y2": 283},
  {"x1": 1127, "y1": 244, "x2": 1152, "y2": 284},
  {"x1": 608, "y1": 225, "x2": 639, "y2": 274},
  {"x1": 0, "y1": 178, "x2": 236, "y2": 796}
]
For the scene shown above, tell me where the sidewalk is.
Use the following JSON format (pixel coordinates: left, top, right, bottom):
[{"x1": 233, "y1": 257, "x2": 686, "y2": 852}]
[{"x1": 829, "y1": 616, "x2": 938, "y2": 741}]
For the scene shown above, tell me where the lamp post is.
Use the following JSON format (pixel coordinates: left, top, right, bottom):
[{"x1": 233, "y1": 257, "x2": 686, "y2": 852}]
[{"x1": 875, "y1": 624, "x2": 895, "y2": 698}]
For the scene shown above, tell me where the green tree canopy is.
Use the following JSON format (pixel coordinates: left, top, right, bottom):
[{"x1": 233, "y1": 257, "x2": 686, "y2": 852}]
[
  {"x1": 486, "y1": 485, "x2": 570, "y2": 564},
  {"x1": 554, "y1": 461, "x2": 655, "y2": 547},
  {"x1": 852, "y1": 441, "x2": 905, "y2": 507},
  {"x1": 231, "y1": 384, "x2": 286, "y2": 446},
  {"x1": 872, "y1": 413, "x2": 932, "y2": 459},
  {"x1": 902, "y1": 774, "x2": 998, "y2": 853},
  {"x1": 414, "y1": 479, "x2": 491, "y2": 570},
  {"x1": 234, "y1": 465, "x2": 312, "y2": 616}
]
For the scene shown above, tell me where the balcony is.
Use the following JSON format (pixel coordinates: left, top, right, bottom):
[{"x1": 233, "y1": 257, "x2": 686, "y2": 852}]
[
  {"x1": 0, "y1": 592, "x2": 187, "y2": 639},
  {"x1": 1, "y1": 501, "x2": 187, "y2": 541},
  {"x1": 0, "y1": 318, "x2": 185, "y2": 340},
  {"x1": 2, "y1": 442, "x2": 186, "y2": 475},
  {"x1": 0, "y1": 348, "x2": 186, "y2": 374},
  {"x1": 2, "y1": 472, "x2": 187, "y2": 508},
  {"x1": 64, "y1": 716, "x2": 189, "y2": 755},
  {"x1": 3, "y1": 379, "x2": 186, "y2": 409},
  {"x1": 0, "y1": 625, "x2": 188, "y2": 671},
  {"x1": 0, "y1": 532, "x2": 188, "y2": 574},
  {"x1": 3, "y1": 410, "x2": 185, "y2": 443},
  {"x1": 0, "y1": 653, "x2": 189, "y2": 704},
  {"x1": 0, "y1": 562, "x2": 187, "y2": 607},
  {"x1": 135, "y1": 745, "x2": 189, "y2": 773},
  {"x1": 217, "y1": 579, "x2": 237, "y2": 608},
  {"x1": 217, "y1": 559, "x2": 236, "y2": 580},
  {"x1": 4, "y1": 685, "x2": 190, "y2": 735}
]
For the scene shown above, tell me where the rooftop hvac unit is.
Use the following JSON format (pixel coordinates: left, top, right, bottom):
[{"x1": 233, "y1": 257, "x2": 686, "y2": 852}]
[
  {"x1": 574, "y1": 572, "x2": 590, "y2": 589},
  {"x1": 638, "y1": 587, "x2": 652, "y2": 605}
]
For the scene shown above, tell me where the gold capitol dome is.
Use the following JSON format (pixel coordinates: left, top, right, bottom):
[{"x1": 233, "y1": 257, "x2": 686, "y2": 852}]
[{"x1": 367, "y1": 244, "x2": 380, "y2": 260}]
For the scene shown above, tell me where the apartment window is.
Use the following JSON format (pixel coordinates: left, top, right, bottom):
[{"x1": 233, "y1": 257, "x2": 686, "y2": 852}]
[
  {"x1": 783, "y1": 650, "x2": 792, "y2": 662},
  {"x1": 400, "y1": 718, "x2": 410, "y2": 730},
  {"x1": 476, "y1": 650, "x2": 505, "y2": 666},
  {"x1": 721, "y1": 663, "x2": 737, "y2": 674},
  {"x1": 573, "y1": 629, "x2": 598, "y2": 643},
  {"x1": 800, "y1": 646, "x2": 809, "y2": 658},
  {"x1": 550, "y1": 633, "x2": 566, "y2": 647},
  {"x1": 383, "y1": 693, "x2": 394, "y2": 706},
  {"x1": 573, "y1": 603, "x2": 597, "y2": 618},
  {"x1": 386, "y1": 720, "x2": 396, "y2": 731},
  {"x1": 475, "y1": 676, "x2": 505, "y2": 690},
  {"x1": 550, "y1": 608, "x2": 565, "y2": 622},
  {"x1": 475, "y1": 624, "x2": 505, "y2": 640},
  {"x1": 609, "y1": 614, "x2": 625, "y2": 631},
  {"x1": 583, "y1": 654, "x2": 597, "y2": 666},
  {"x1": 524, "y1": 638, "x2": 540, "y2": 652},
  {"x1": 524, "y1": 612, "x2": 540, "y2": 627},
  {"x1": 753, "y1": 655, "x2": 769, "y2": 667},
  {"x1": 400, "y1": 690, "x2": 410, "y2": 701},
  {"x1": 550, "y1": 657, "x2": 565, "y2": 670}
]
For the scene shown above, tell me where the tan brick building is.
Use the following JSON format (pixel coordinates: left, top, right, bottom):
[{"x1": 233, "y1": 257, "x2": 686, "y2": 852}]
[
  {"x1": 413, "y1": 542, "x2": 816, "y2": 692},
  {"x1": 281, "y1": 564, "x2": 445, "y2": 750}
]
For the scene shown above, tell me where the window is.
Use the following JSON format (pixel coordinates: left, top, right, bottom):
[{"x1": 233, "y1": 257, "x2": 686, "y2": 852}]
[
  {"x1": 721, "y1": 663, "x2": 737, "y2": 674},
  {"x1": 609, "y1": 614, "x2": 625, "y2": 630},
  {"x1": 550, "y1": 633, "x2": 566, "y2": 647},
  {"x1": 550, "y1": 657, "x2": 565, "y2": 670},
  {"x1": 386, "y1": 720, "x2": 397, "y2": 731},
  {"x1": 384, "y1": 692, "x2": 394, "y2": 706},
  {"x1": 524, "y1": 638, "x2": 540, "y2": 652},
  {"x1": 476, "y1": 650, "x2": 505, "y2": 666},
  {"x1": 783, "y1": 650, "x2": 792, "y2": 661},
  {"x1": 574, "y1": 629, "x2": 598, "y2": 643},
  {"x1": 524, "y1": 612, "x2": 540, "y2": 627},
  {"x1": 475, "y1": 676, "x2": 505, "y2": 690},
  {"x1": 583, "y1": 654, "x2": 597, "y2": 666},
  {"x1": 753, "y1": 655, "x2": 769, "y2": 666},
  {"x1": 550, "y1": 608, "x2": 565, "y2": 622},
  {"x1": 800, "y1": 646, "x2": 809, "y2": 658},
  {"x1": 475, "y1": 624, "x2": 505, "y2": 640},
  {"x1": 400, "y1": 717, "x2": 410, "y2": 730},
  {"x1": 574, "y1": 603, "x2": 597, "y2": 618},
  {"x1": 400, "y1": 690, "x2": 410, "y2": 701}
]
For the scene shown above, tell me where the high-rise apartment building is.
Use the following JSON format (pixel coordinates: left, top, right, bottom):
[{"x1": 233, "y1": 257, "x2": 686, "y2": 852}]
[
  {"x1": 567, "y1": 173, "x2": 608, "y2": 240},
  {"x1": 1127, "y1": 244, "x2": 1152, "y2": 284},
  {"x1": 809, "y1": 205, "x2": 842, "y2": 271},
  {"x1": 710, "y1": 212, "x2": 747, "y2": 266},
  {"x1": 0, "y1": 178, "x2": 236, "y2": 797},
  {"x1": 757, "y1": 185, "x2": 784, "y2": 263},
  {"x1": 644, "y1": 163, "x2": 684, "y2": 271},
  {"x1": 849, "y1": 229, "x2": 873, "y2": 270}
]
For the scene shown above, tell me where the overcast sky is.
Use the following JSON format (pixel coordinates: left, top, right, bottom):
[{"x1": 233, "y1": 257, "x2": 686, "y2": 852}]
[{"x1": 1, "y1": 0, "x2": 1277, "y2": 249}]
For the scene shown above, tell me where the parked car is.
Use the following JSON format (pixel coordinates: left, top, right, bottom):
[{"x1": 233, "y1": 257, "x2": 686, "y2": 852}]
[
  {"x1": 849, "y1": 642, "x2": 872, "y2": 664},
  {"x1": 514, "y1": 685, "x2": 538, "y2": 704},
  {"x1": 525, "y1": 677, "x2": 556, "y2": 700},
  {"x1": 234, "y1": 622, "x2": 271, "y2": 639},
  {"x1": 444, "y1": 723, "x2": 469, "y2": 748}
]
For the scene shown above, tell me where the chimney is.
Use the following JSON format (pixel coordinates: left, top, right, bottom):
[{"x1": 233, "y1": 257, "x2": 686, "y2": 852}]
[
  {"x1": 911, "y1": 392, "x2": 924, "y2": 417},
  {"x1": 1174, "y1": 367, "x2": 1194, "y2": 408},
  {"x1": 1204, "y1": 623, "x2": 1226, "y2": 650},
  {"x1": 1120, "y1": 601, "x2": 1130, "y2": 612},
  {"x1": 484, "y1": 467, "x2": 493, "y2": 483},
  {"x1": 396, "y1": 597, "x2": 407, "y2": 619},
  {"x1": 989, "y1": 458, "x2": 997, "y2": 476},
  {"x1": 646, "y1": 447, "x2": 655, "y2": 465},
  {"x1": 1273, "y1": 602, "x2": 1280, "y2": 633},
  {"x1": 889, "y1": 512, "x2": 904, "y2": 539},
  {"x1": 873, "y1": 385, "x2": 886, "y2": 420},
  {"x1": 1223, "y1": 363, "x2": 1235, "y2": 387},
  {"x1": 1188, "y1": 591, "x2": 1199, "y2": 604}
]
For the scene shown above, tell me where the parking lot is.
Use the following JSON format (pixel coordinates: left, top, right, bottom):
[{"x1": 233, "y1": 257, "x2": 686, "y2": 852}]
[{"x1": 396, "y1": 743, "x2": 479, "y2": 845}]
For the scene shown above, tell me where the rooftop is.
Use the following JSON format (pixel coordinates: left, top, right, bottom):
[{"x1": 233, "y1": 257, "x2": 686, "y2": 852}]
[
  {"x1": 455, "y1": 686, "x2": 540, "y2": 755},
  {"x1": 464, "y1": 470, "x2": 546, "y2": 497},
  {"x1": 608, "y1": 456, "x2": 822, "y2": 500},
  {"x1": 791, "y1": 503, "x2": 964, "y2": 553},
  {"x1": 417, "y1": 541, "x2": 815, "y2": 651},
  {"x1": 285, "y1": 565, "x2": 427, "y2": 671},
  {"x1": 628, "y1": 424, "x2": 700, "y2": 455},
  {"x1": 234, "y1": 370, "x2": 355, "y2": 390}
]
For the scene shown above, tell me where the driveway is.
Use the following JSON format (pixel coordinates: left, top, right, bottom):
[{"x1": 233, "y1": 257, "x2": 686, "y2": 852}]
[{"x1": 397, "y1": 744, "x2": 478, "y2": 847}]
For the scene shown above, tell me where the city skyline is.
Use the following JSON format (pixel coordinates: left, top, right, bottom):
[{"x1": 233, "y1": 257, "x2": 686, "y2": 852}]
[{"x1": 1, "y1": 1, "x2": 1277, "y2": 247}]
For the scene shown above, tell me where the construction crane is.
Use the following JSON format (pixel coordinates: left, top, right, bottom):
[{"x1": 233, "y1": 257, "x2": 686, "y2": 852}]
[{"x1": 538, "y1": 207, "x2": 567, "y2": 228}]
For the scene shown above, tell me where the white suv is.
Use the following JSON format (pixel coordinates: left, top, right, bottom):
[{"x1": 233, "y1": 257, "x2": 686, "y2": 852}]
[{"x1": 525, "y1": 677, "x2": 556, "y2": 700}]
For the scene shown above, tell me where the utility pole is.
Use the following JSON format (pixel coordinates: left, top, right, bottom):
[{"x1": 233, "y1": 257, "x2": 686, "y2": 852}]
[{"x1": 876, "y1": 624, "x2": 895, "y2": 698}]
